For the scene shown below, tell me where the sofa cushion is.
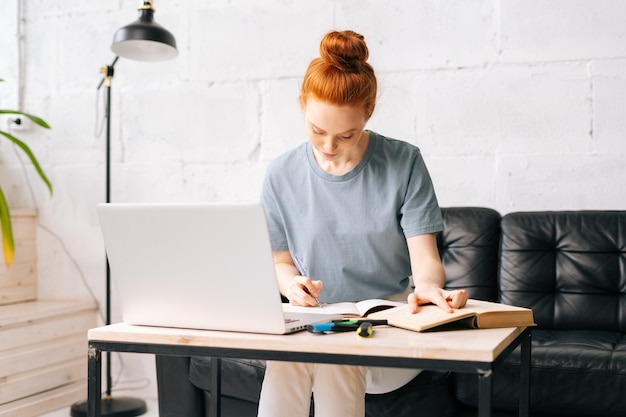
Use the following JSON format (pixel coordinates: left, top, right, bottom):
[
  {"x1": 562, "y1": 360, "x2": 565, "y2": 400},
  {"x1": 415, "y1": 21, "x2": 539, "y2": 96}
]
[
  {"x1": 455, "y1": 329, "x2": 626, "y2": 416},
  {"x1": 366, "y1": 371, "x2": 455, "y2": 417},
  {"x1": 499, "y1": 211, "x2": 626, "y2": 331},
  {"x1": 189, "y1": 357, "x2": 265, "y2": 404}
]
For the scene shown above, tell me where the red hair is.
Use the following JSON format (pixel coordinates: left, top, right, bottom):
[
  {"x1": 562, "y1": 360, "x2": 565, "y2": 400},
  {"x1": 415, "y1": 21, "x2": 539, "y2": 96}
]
[{"x1": 300, "y1": 30, "x2": 377, "y2": 119}]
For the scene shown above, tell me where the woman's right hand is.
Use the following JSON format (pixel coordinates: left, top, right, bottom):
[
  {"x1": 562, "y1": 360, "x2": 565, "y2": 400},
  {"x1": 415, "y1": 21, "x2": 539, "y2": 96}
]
[{"x1": 288, "y1": 275, "x2": 323, "y2": 307}]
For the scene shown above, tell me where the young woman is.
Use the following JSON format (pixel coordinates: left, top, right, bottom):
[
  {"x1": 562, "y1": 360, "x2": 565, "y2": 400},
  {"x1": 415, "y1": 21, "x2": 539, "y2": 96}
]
[{"x1": 258, "y1": 30, "x2": 468, "y2": 417}]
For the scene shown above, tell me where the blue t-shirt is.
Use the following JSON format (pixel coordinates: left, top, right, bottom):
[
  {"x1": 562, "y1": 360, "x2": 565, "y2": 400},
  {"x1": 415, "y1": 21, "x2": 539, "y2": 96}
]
[{"x1": 260, "y1": 131, "x2": 443, "y2": 303}]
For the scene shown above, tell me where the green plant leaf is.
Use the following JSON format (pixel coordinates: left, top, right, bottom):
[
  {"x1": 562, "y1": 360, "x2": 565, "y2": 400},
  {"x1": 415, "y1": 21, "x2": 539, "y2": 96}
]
[
  {"x1": 0, "y1": 186, "x2": 15, "y2": 267},
  {"x1": 0, "y1": 109, "x2": 51, "y2": 129},
  {"x1": 0, "y1": 130, "x2": 53, "y2": 195}
]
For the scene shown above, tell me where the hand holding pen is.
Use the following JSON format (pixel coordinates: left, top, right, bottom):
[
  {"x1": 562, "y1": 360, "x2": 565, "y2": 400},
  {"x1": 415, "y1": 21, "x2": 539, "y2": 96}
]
[
  {"x1": 290, "y1": 275, "x2": 323, "y2": 307},
  {"x1": 292, "y1": 256, "x2": 323, "y2": 307}
]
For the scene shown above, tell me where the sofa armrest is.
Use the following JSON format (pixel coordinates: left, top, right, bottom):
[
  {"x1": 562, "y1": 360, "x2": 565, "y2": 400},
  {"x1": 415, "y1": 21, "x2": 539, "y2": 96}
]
[
  {"x1": 439, "y1": 207, "x2": 501, "y2": 301},
  {"x1": 156, "y1": 355, "x2": 204, "y2": 417}
]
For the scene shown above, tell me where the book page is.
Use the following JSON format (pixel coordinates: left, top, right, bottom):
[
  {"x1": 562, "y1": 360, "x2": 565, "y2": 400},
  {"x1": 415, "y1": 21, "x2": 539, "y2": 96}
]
[
  {"x1": 283, "y1": 302, "x2": 361, "y2": 316},
  {"x1": 370, "y1": 304, "x2": 476, "y2": 331},
  {"x1": 283, "y1": 299, "x2": 405, "y2": 317},
  {"x1": 354, "y1": 299, "x2": 406, "y2": 316}
]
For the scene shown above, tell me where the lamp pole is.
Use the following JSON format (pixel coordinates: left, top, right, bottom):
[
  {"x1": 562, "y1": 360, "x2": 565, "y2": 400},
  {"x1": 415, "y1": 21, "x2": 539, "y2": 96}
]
[
  {"x1": 102, "y1": 56, "x2": 117, "y2": 400},
  {"x1": 71, "y1": 2, "x2": 177, "y2": 415},
  {"x1": 71, "y1": 56, "x2": 148, "y2": 417}
]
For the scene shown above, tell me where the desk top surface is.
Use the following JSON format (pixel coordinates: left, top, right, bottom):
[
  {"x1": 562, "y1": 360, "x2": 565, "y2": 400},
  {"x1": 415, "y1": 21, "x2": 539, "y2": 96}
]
[{"x1": 89, "y1": 322, "x2": 526, "y2": 363}]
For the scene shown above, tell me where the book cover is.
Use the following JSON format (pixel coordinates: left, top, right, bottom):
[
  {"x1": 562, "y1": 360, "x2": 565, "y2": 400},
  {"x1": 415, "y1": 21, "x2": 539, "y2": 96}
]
[{"x1": 369, "y1": 299, "x2": 535, "y2": 332}]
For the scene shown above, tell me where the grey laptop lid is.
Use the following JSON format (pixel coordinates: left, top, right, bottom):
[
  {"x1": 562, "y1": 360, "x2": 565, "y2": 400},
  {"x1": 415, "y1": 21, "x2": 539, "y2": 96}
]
[{"x1": 97, "y1": 203, "x2": 337, "y2": 334}]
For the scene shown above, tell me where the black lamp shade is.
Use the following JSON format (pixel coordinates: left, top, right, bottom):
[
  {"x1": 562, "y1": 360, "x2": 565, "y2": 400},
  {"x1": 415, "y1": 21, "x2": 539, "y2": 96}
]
[{"x1": 111, "y1": 8, "x2": 178, "y2": 62}]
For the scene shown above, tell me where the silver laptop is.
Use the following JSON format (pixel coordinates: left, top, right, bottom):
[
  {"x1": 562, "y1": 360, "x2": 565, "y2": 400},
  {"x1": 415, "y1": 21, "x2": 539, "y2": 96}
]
[{"x1": 96, "y1": 202, "x2": 339, "y2": 334}]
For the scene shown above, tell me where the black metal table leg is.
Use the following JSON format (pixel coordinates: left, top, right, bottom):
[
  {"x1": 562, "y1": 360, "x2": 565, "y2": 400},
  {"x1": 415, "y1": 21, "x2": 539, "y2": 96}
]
[
  {"x1": 88, "y1": 345, "x2": 102, "y2": 417},
  {"x1": 478, "y1": 369, "x2": 493, "y2": 417},
  {"x1": 209, "y1": 357, "x2": 222, "y2": 417},
  {"x1": 519, "y1": 331, "x2": 531, "y2": 417}
]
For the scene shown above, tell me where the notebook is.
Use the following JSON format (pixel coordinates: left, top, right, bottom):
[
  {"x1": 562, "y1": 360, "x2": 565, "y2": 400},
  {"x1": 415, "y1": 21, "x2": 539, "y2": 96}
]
[{"x1": 96, "y1": 202, "x2": 340, "y2": 334}]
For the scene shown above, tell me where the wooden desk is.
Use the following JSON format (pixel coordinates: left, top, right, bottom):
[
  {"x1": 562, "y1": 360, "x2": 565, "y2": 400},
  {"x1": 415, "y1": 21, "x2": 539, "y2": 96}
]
[{"x1": 87, "y1": 323, "x2": 531, "y2": 417}]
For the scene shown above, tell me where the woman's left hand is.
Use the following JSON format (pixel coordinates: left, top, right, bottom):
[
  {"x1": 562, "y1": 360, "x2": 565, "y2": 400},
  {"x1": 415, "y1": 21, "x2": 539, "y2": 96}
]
[{"x1": 407, "y1": 287, "x2": 468, "y2": 314}]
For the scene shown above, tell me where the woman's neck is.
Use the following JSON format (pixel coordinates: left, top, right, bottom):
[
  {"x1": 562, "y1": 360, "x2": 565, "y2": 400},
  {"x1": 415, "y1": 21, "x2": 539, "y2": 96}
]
[{"x1": 313, "y1": 131, "x2": 370, "y2": 175}]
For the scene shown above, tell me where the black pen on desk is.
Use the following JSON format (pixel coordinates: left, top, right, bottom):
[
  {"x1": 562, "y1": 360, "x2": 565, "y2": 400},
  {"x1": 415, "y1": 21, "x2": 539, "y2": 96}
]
[{"x1": 293, "y1": 256, "x2": 321, "y2": 307}]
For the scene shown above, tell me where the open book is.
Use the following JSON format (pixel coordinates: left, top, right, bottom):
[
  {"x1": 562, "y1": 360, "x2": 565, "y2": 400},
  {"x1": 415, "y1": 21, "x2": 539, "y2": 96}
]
[
  {"x1": 282, "y1": 299, "x2": 405, "y2": 317},
  {"x1": 369, "y1": 299, "x2": 535, "y2": 332}
]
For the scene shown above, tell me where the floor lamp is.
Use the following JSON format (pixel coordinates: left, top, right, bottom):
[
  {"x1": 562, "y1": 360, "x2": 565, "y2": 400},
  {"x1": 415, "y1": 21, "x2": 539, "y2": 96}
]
[{"x1": 70, "y1": 1, "x2": 177, "y2": 416}]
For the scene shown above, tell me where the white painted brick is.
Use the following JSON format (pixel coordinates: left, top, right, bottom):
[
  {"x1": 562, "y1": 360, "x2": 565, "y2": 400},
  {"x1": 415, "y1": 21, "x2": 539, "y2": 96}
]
[
  {"x1": 181, "y1": 162, "x2": 266, "y2": 202},
  {"x1": 19, "y1": 22, "x2": 58, "y2": 110},
  {"x1": 427, "y1": 156, "x2": 497, "y2": 209},
  {"x1": 368, "y1": 73, "x2": 420, "y2": 145},
  {"x1": 107, "y1": 163, "x2": 187, "y2": 202},
  {"x1": 37, "y1": 226, "x2": 105, "y2": 303},
  {"x1": 412, "y1": 69, "x2": 499, "y2": 157},
  {"x1": 590, "y1": 59, "x2": 626, "y2": 153},
  {"x1": 24, "y1": 0, "x2": 111, "y2": 17},
  {"x1": 414, "y1": 63, "x2": 591, "y2": 156},
  {"x1": 500, "y1": 0, "x2": 626, "y2": 62},
  {"x1": 260, "y1": 78, "x2": 307, "y2": 161},
  {"x1": 35, "y1": 165, "x2": 107, "y2": 302},
  {"x1": 335, "y1": 0, "x2": 498, "y2": 71},
  {"x1": 118, "y1": 81, "x2": 262, "y2": 165},
  {"x1": 26, "y1": 90, "x2": 99, "y2": 167},
  {"x1": 0, "y1": 167, "x2": 32, "y2": 208},
  {"x1": 108, "y1": 161, "x2": 265, "y2": 203},
  {"x1": 495, "y1": 153, "x2": 626, "y2": 213},
  {"x1": 188, "y1": 0, "x2": 334, "y2": 81},
  {"x1": 0, "y1": 0, "x2": 19, "y2": 105},
  {"x1": 56, "y1": 21, "x2": 116, "y2": 93}
]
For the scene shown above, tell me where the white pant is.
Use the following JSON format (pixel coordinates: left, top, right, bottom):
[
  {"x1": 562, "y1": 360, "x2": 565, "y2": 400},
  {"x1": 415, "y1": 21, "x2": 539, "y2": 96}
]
[
  {"x1": 257, "y1": 288, "x2": 421, "y2": 417},
  {"x1": 257, "y1": 361, "x2": 367, "y2": 417}
]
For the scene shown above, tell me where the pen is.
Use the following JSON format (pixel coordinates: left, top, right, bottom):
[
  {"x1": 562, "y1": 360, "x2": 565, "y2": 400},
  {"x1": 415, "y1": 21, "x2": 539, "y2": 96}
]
[
  {"x1": 307, "y1": 320, "x2": 388, "y2": 333},
  {"x1": 293, "y1": 256, "x2": 321, "y2": 307},
  {"x1": 307, "y1": 322, "x2": 359, "y2": 333}
]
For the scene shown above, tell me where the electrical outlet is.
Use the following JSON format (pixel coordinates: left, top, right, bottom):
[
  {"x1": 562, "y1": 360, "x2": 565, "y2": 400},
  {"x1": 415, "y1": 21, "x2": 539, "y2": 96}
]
[{"x1": 8, "y1": 115, "x2": 33, "y2": 131}]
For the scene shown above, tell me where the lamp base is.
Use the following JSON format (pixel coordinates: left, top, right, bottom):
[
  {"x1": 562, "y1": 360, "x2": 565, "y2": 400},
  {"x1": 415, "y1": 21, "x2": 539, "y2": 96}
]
[{"x1": 70, "y1": 396, "x2": 147, "y2": 417}]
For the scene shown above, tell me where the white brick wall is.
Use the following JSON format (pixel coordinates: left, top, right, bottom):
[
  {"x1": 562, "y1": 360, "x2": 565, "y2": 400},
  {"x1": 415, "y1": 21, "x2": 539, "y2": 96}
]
[{"x1": 1, "y1": 0, "x2": 625, "y2": 408}]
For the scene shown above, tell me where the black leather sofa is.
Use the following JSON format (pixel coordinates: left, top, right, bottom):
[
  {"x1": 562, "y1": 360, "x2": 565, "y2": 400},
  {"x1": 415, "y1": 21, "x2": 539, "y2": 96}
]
[{"x1": 155, "y1": 208, "x2": 626, "y2": 417}]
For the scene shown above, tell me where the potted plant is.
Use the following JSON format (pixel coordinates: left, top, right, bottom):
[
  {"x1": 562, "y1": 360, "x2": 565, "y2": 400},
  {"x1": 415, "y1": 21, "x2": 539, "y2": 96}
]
[{"x1": 0, "y1": 77, "x2": 52, "y2": 268}]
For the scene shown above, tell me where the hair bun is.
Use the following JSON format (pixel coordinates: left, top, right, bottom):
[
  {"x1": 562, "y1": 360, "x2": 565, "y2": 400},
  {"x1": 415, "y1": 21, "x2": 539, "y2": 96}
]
[{"x1": 319, "y1": 30, "x2": 369, "y2": 72}]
